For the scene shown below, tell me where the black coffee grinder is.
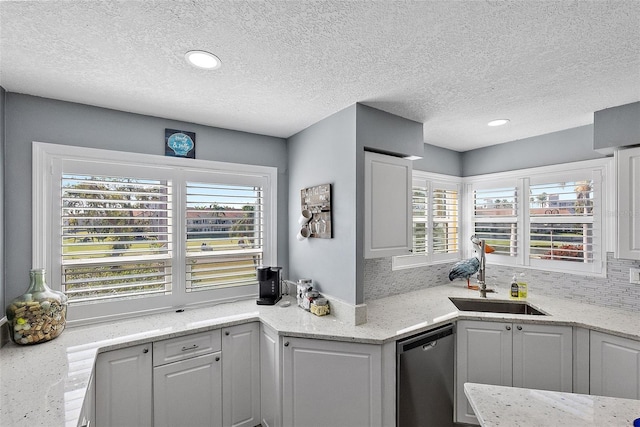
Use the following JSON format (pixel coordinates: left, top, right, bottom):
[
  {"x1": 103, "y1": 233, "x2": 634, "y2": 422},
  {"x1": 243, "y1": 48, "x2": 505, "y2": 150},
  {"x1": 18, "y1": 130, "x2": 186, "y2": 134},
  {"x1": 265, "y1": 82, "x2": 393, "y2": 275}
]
[{"x1": 256, "y1": 266, "x2": 282, "y2": 305}]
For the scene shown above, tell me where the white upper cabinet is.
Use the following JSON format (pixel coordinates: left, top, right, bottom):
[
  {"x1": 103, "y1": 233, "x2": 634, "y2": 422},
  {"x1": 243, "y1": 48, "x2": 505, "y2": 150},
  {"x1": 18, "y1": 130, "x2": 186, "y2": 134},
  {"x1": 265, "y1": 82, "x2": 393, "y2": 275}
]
[
  {"x1": 616, "y1": 146, "x2": 640, "y2": 259},
  {"x1": 364, "y1": 151, "x2": 412, "y2": 258}
]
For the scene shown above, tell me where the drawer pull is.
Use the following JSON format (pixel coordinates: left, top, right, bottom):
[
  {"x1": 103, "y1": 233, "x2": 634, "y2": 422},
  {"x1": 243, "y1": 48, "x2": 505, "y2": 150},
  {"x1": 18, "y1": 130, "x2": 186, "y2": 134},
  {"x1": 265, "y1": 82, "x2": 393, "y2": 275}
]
[
  {"x1": 215, "y1": 356, "x2": 220, "y2": 362},
  {"x1": 505, "y1": 326, "x2": 511, "y2": 331},
  {"x1": 517, "y1": 325, "x2": 523, "y2": 331},
  {"x1": 225, "y1": 331, "x2": 230, "y2": 336},
  {"x1": 181, "y1": 344, "x2": 199, "y2": 351},
  {"x1": 143, "y1": 348, "x2": 149, "y2": 354}
]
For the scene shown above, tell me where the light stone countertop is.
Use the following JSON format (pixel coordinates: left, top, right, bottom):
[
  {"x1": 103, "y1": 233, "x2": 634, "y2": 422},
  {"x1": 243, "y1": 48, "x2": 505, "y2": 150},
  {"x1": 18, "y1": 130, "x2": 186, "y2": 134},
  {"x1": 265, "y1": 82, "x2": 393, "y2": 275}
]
[
  {"x1": 1, "y1": 282, "x2": 638, "y2": 427},
  {"x1": 464, "y1": 383, "x2": 640, "y2": 427}
]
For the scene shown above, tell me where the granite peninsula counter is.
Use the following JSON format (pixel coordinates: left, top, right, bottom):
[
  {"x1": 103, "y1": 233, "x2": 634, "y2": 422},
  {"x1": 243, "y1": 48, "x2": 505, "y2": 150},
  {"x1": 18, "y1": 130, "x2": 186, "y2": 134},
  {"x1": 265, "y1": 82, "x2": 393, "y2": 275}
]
[
  {"x1": 1, "y1": 283, "x2": 639, "y2": 426},
  {"x1": 464, "y1": 383, "x2": 640, "y2": 427}
]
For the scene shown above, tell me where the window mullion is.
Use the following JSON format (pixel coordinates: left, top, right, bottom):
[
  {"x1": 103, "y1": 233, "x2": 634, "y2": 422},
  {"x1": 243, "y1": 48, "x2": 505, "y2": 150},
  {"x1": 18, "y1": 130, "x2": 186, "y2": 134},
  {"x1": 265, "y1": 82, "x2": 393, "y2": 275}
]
[
  {"x1": 426, "y1": 180, "x2": 433, "y2": 261},
  {"x1": 520, "y1": 177, "x2": 530, "y2": 266},
  {"x1": 173, "y1": 171, "x2": 186, "y2": 304}
]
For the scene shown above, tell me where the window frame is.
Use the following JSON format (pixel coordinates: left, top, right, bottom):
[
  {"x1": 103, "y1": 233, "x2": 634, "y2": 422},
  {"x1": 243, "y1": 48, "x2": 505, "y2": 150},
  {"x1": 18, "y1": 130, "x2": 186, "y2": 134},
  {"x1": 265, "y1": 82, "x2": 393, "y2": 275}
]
[
  {"x1": 463, "y1": 158, "x2": 612, "y2": 277},
  {"x1": 465, "y1": 178, "x2": 521, "y2": 267},
  {"x1": 33, "y1": 142, "x2": 278, "y2": 324},
  {"x1": 392, "y1": 171, "x2": 462, "y2": 270}
]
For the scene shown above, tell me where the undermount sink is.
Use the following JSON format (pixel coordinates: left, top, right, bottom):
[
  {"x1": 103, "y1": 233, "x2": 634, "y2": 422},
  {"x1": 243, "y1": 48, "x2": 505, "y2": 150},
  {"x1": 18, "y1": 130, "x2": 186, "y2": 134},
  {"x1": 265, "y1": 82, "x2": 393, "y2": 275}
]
[{"x1": 449, "y1": 297, "x2": 547, "y2": 316}]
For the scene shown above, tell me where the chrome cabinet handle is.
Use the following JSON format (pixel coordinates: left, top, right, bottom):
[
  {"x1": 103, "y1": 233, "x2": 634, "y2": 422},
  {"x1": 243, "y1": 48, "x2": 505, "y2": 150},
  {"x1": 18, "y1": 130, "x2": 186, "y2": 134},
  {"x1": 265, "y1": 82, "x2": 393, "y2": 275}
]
[
  {"x1": 505, "y1": 326, "x2": 511, "y2": 331},
  {"x1": 517, "y1": 325, "x2": 523, "y2": 331},
  {"x1": 181, "y1": 344, "x2": 199, "y2": 351}
]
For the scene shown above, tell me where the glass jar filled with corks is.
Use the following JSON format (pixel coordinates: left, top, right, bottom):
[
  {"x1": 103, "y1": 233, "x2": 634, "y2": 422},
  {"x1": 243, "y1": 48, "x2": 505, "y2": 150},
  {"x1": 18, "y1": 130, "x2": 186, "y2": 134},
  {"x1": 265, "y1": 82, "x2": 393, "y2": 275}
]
[{"x1": 5, "y1": 269, "x2": 68, "y2": 345}]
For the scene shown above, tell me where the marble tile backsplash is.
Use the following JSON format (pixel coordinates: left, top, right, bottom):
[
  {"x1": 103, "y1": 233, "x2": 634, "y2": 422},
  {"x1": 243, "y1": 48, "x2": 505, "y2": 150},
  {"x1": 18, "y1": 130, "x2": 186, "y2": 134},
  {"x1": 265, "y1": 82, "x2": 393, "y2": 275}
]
[{"x1": 363, "y1": 253, "x2": 640, "y2": 312}]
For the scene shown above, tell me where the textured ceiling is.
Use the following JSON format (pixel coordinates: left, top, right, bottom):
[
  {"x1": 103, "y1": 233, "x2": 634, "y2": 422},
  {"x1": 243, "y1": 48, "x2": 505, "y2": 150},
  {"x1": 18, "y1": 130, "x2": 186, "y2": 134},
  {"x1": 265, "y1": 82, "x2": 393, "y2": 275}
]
[{"x1": 0, "y1": 1, "x2": 639, "y2": 152}]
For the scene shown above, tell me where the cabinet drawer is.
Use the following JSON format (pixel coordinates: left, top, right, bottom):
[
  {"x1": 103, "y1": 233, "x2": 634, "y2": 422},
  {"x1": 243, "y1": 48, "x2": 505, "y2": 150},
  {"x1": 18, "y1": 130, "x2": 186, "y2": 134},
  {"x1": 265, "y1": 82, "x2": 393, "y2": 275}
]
[{"x1": 153, "y1": 329, "x2": 221, "y2": 366}]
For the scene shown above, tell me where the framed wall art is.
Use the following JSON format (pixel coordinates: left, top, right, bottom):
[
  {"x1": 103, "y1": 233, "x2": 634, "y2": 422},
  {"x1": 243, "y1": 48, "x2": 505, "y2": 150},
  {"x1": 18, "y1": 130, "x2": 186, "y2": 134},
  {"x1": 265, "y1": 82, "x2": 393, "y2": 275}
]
[
  {"x1": 165, "y1": 128, "x2": 196, "y2": 158},
  {"x1": 300, "y1": 183, "x2": 332, "y2": 239}
]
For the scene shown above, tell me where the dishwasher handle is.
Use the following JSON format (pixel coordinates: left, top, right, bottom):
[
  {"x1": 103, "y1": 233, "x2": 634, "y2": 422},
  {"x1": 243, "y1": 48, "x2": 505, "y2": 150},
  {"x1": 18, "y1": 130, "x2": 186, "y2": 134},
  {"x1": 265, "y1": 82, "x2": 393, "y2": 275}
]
[
  {"x1": 397, "y1": 323, "x2": 454, "y2": 354},
  {"x1": 422, "y1": 341, "x2": 437, "y2": 351}
]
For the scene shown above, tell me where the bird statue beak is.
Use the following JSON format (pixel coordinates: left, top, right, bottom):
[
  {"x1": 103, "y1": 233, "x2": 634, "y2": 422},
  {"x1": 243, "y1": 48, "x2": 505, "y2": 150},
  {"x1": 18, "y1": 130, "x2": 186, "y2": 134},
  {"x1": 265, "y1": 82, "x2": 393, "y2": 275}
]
[{"x1": 470, "y1": 235, "x2": 495, "y2": 253}]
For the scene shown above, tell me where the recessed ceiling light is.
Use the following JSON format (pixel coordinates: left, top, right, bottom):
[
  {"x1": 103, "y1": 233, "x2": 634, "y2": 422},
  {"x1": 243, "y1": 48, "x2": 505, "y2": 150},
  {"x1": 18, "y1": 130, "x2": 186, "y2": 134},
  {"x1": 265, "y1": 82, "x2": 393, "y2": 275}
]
[
  {"x1": 403, "y1": 155, "x2": 423, "y2": 161},
  {"x1": 487, "y1": 119, "x2": 510, "y2": 127},
  {"x1": 185, "y1": 50, "x2": 221, "y2": 70}
]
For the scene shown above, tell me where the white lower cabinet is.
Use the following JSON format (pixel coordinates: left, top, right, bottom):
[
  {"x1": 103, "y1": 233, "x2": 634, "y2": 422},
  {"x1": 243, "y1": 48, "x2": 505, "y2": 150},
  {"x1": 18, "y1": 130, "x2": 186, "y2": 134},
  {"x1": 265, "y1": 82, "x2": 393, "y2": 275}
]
[
  {"x1": 153, "y1": 330, "x2": 223, "y2": 427},
  {"x1": 95, "y1": 325, "x2": 261, "y2": 427},
  {"x1": 78, "y1": 373, "x2": 95, "y2": 427},
  {"x1": 281, "y1": 336, "x2": 383, "y2": 427},
  {"x1": 154, "y1": 352, "x2": 223, "y2": 427},
  {"x1": 95, "y1": 343, "x2": 153, "y2": 427},
  {"x1": 222, "y1": 323, "x2": 260, "y2": 427},
  {"x1": 260, "y1": 323, "x2": 281, "y2": 427},
  {"x1": 456, "y1": 320, "x2": 572, "y2": 425},
  {"x1": 455, "y1": 321, "x2": 512, "y2": 425},
  {"x1": 590, "y1": 331, "x2": 640, "y2": 399},
  {"x1": 512, "y1": 323, "x2": 573, "y2": 391}
]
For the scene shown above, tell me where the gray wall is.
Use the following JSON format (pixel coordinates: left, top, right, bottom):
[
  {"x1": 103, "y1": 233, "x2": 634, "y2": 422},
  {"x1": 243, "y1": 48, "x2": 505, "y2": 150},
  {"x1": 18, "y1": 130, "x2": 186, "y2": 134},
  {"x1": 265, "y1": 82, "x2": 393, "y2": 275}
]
[
  {"x1": 594, "y1": 101, "x2": 640, "y2": 154},
  {"x1": 3, "y1": 93, "x2": 289, "y2": 303},
  {"x1": 288, "y1": 105, "x2": 358, "y2": 304},
  {"x1": 355, "y1": 104, "x2": 424, "y2": 158},
  {"x1": 354, "y1": 104, "x2": 426, "y2": 303},
  {"x1": 0, "y1": 87, "x2": 5, "y2": 321},
  {"x1": 288, "y1": 104, "x2": 426, "y2": 306},
  {"x1": 461, "y1": 125, "x2": 606, "y2": 176},
  {"x1": 413, "y1": 143, "x2": 462, "y2": 176}
]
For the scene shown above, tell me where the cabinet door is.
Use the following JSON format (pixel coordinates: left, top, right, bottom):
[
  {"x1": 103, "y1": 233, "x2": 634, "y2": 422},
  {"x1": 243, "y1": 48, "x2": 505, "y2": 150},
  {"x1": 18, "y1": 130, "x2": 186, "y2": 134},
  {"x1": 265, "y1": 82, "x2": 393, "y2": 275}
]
[
  {"x1": 512, "y1": 324, "x2": 572, "y2": 392},
  {"x1": 455, "y1": 321, "x2": 512, "y2": 425},
  {"x1": 590, "y1": 331, "x2": 640, "y2": 399},
  {"x1": 260, "y1": 323, "x2": 281, "y2": 427},
  {"x1": 364, "y1": 151, "x2": 412, "y2": 258},
  {"x1": 153, "y1": 329, "x2": 221, "y2": 366},
  {"x1": 153, "y1": 352, "x2": 223, "y2": 427},
  {"x1": 95, "y1": 343, "x2": 152, "y2": 427},
  {"x1": 282, "y1": 337, "x2": 382, "y2": 427},
  {"x1": 78, "y1": 373, "x2": 95, "y2": 427},
  {"x1": 222, "y1": 323, "x2": 260, "y2": 427},
  {"x1": 616, "y1": 146, "x2": 640, "y2": 260}
]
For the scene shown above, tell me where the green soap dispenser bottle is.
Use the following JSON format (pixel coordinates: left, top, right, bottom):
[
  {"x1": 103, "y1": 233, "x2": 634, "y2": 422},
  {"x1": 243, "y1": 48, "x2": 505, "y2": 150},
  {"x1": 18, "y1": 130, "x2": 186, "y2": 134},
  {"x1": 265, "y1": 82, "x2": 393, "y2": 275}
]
[{"x1": 510, "y1": 275, "x2": 519, "y2": 299}]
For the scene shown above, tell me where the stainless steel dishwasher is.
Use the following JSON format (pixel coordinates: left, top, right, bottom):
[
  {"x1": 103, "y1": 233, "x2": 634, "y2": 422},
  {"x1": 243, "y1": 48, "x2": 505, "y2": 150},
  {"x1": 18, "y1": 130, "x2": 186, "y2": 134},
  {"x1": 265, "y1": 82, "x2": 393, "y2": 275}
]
[{"x1": 396, "y1": 323, "x2": 455, "y2": 427}]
